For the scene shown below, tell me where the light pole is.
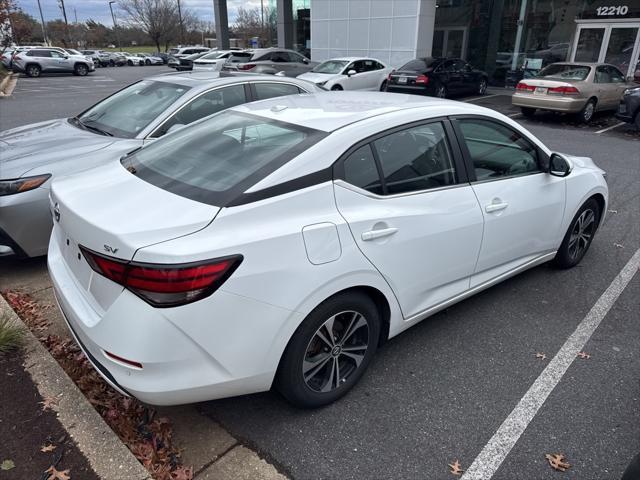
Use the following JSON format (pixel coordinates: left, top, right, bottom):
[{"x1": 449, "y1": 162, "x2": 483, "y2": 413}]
[
  {"x1": 177, "y1": 0, "x2": 185, "y2": 45},
  {"x1": 109, "y1": 1, "x2": 122, "y2": 51},
  {"x1": 36, "y1": 0, "x2": 49, "y2": 46}
]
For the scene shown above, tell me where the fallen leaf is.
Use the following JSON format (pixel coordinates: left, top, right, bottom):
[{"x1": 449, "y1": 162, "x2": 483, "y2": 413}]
[
  {"x1": 607, "y1": 209, "x2": 618, "y2": 214},
  {"x1": 171, "y1": 465, "x2": 194, "y2": 480},
  {"x1": 614, "y1": 243, "x2": 624, "y2": 249},
  {"x1": 41, "y1": 444, "x2": 57, "y2": 452},
  {"x1": 40, "y1": 396, "x2": 58, "y2": 411},
  {"x1": 448, "y1": 459, "x2": 464, "y2": 476},
  {"x1": 535, "y1": 352, "x2": 547, "y2": 360},
  {"x1": 545, "y1": 453, "x2": 571, "y2": 472},
  {"x1": 577, "y1": 351, "x2": 591, "y2": 359},
  {"x1": 46, "y1": 465, "x2": 71, "y2": 480},
  {"x1": 1, "y1": 459, "x2": 15, "y2": 470}
]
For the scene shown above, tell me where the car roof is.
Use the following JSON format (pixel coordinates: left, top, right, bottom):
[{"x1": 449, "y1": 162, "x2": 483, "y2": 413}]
[
  {"x1": 323, "y1": 57, "x2": 380, "y2": 62},
  {"x1": 231, "y1": 91, "x2": 487, "y2": 133},
  {"x1": 148, "y1": 71, "x2": 317, "y2": 90}
]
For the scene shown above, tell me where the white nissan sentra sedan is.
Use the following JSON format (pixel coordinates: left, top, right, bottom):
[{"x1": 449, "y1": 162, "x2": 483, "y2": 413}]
[{"x1": 48, "y1": 92, "x2": 608, "y2": 408}]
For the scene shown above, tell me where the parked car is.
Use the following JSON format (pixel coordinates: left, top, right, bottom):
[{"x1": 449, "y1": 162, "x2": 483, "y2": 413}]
[
  {"x1": 107, "y1": 52, "x2": 127, "y2": 67},
  {"x1": 12, "y1": 48, "x2": 94, "y2": 77},
  {"x1": 1, "y1": 48, "x2": 15, "y2": 68},
  {"x1": 298, "y1": 57, "x2": 393, "y2": 91},
  {"x1": 192, "y1": 50, "x2": 253, "y2": 71},
  {"x1": 168, "y1": 51, "x2": 209, "y2": 71},
  {"x1": 230, "y1": 47, "x2": 317, "y2": 76},
  {"x1": 167, "y1": 46, "x2": 210, "y2": 59},
  {"x1": 386, "y1": 57, "x2": 488, "y2": 98},
  {"x1": 0, "y1": 72, "x2": 322, "y2": 257},
  {"x1": 153, "y1": 52, "x2": 170, "y2": 64},
  {"x1": 615, "y1": 85, "x2": 640, "y2": 129},
  {"x1": 81, "y1": 49, "x2": 110, "y2": 67},
  {"x1": 47, "y1": 92, "x2": 608, "y2": 408},
  {"x1": 512, "y1": 62, "x2": 635, "y2": 123},
  {"x1": 136, "y1": 53, "x2": 164, "y2": 66},
  {"x1": 121, "y1": 52, "x2": 145, "y2": 66},
  {"x1": 63, "y1": 48, "x2": 84, "y2": 57}
]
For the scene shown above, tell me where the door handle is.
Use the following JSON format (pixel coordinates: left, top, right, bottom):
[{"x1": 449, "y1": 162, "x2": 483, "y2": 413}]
[
  {"x1": 361, "y1": 227, "x2": 398, "y2": 241},
  {"x1": 485, "y1": 202, "x2": 509, "y2": 213}
]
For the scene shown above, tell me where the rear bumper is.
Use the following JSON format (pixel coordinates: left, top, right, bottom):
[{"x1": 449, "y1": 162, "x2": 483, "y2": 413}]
[
  {"x1": 386, "y1": 85, "x2": 433, "y2": 96},
  {"x1": 48, "y1": 230, "x2": 302, "y2": 405},
  {"x1": 512, "y1": 93, "x2": 587, "y2": 112}
]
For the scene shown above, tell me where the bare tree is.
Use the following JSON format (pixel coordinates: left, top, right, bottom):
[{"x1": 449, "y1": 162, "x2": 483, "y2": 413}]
[{"x1": 118, "y1": 0, "x2": 179, "y2": 51}]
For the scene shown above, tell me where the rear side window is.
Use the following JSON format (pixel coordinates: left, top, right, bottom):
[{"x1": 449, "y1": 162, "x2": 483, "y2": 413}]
[
  {"x1": 127, "y1": 111, "x2": 326, "y2": 206},
  {"x1": 343, "y1": 145, "x2": 383, "y2": 195},
  {"x1": 253, "y1": 82, "x2": 302, "y2": 100},
  {"x1": 28, "y1": 49, "x2": 50, "y2": 57}
]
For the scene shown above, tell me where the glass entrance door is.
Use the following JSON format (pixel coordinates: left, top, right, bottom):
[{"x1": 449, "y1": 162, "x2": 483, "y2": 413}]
[
  {"x1": 572, "y1": 23, "x2": 640, "y2": 79},
  {"x1": 432, "y1": 28, "x2": 468, "y2": 59}
]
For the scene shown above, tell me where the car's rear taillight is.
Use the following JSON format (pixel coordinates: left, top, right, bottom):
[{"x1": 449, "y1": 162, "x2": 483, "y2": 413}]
[
  {"x1": 80, "y1": 246, "x2": 242, "y2": 307},
  {"x1": 238, "y1": 63, "x2": 256, "y2": 70},
  {"x1": 516, "y1": 82, "x2": 535, "y2": 92},
  {"x1": 547, "y1": 85, "x2": 580, "y2": 95},
  {"x1": 416, "y1": 75, "x2": 429, "y2": 85}
]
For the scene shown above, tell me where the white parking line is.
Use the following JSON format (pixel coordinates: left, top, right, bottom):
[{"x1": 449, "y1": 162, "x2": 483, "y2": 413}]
[
  {"x1": 461, "y1": 247, "x2": 640, "y2": 480},
  {"x1": 595, "y1": 122, "x2": 625, "y2": 134},
  {"x1": 464, "y1": 94, "x2": 502, "y2": 102},
  {"x1": 507, "y1": 112, "x2": 522, "y2": 118}
]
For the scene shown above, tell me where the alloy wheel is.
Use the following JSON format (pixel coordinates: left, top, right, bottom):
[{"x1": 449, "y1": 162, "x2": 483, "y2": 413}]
[
  {"x1": 303, "y1": 310, "x2": 370, "y2": 393},
  {"x1": 436, "y1": 85, "x2": 446, "y2": 98},
  {"x1": 479, "y1": 79, "x2": 487, "y2": 95},
  {"x1": 583, "y1": 102, "x2": 595, "y2": 122},
  {"x1": 568, "y1": 208, "x2": 595, "y2": 260}
]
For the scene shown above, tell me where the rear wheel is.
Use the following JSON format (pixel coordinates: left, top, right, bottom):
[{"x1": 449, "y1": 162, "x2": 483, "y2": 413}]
[
  {"x1": 25, "y1": 64, "x2": 41, "y2": 77},
  {"x1": 127, "y1": 60, "x2": 133, "y2": 66},
  {"x1": 331, "y1": 84, "x2": 343, "y2": 91},
  {"x1": 576, "y1": 99, "x2": 596, "y2": 123},
  {"x1": 554, "y1": 198, "x2": 601, "y2": 269},
  {"x1": 74, "y1": 63, "x2": 89, "y2": 76},
  {"x1": 521, "y1": 107, "x2": 536, "y2": 117},
  {"x1": 634, "y1": 110, "x2": 640, "y2": 130},
  {"x1": 380, "y1": 80, "x2": 387, "y2": 91},
  {"x1": 435, "y1": 84, "x2": 447, "y2": 98},
  {"x1": 109, "y1": 60, "x2": 115, "y2": 67},
  {"x1": 478, "y1": 78, "x2": 487, "y2": 95},
  {"x1": 276, "y1": 292, "x2": 381, "y2": 408}
]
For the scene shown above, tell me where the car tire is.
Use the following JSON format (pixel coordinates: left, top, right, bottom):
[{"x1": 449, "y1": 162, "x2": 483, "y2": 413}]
[
  {"x1": 25, "y1": 64, "x2": 41, "y2": 78},
  {"x1": 478, "y1": 78, "x2": 487, "y2": 95},
  {"x1": 74, "y1": 64, "x2": 89, "y2": 76},
  {"x1": 109, "y1": 60, "x2": 115, "y2": 67},
  {"x1": 634, "y1": 110, "x2": 640, "y2": 131},
  {"x1": 435, "y1": 84, "x2": 447, "y2": 98},
  {"x1": 146, "y1": 59, "x2": 151, "y2": 66},
  {"x1": 127, "y1": 60, "x2": 133, "y2": 66},
  {"x1": 521, "y1": 107, "x2": 536, "y2": 117},
  {"x1": 380, "y1": 80, "x2": 388, "y2": 92},
  {"x1": 553, "y1": 198, "x2": 601, "y2": 269},
  {"x1": 576, "y1": 99, "x2": 596, "y2": 123},
  {"x1": 276, "y1": 291, "x2": 381, "y2": 408},
  {"x1": 331, "y1": 85, "x2": 343, "y2": 91}
]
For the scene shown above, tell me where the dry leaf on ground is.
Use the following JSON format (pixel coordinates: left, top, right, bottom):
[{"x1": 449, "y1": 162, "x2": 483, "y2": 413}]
[
  {"x1": 577, "y1": 351, "x2": 591, "y2": 359},
  {"x1": 41, "y1": 444, "x2": 57, "y2": 453},
  {"x1": 0, "y1": 459, "x2": 15, "y2": 470},
  {"x1": 39, "y1": 396, "x2": 58, "y2": 411},
  {"x1": 448, "y1": 459, "x2": 464, "y2": 475},
  {"x1": 45, "y1": 465, "x2": 71, "y2": 480},
  {"x1": 545, "y1": 453, "x2": 571, "y2": 472},
  {"x1": 535, "y1": 352, "x2": 547, "y2": 360}
]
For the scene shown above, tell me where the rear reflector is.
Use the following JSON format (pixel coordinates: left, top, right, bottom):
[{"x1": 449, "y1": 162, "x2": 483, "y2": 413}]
[
  {"x1": 547, "y1": 85, "x2": 580, "y2": 95},
  {"x1": 104, "y1": 350, "x2": 143, "y2": 369},
  {"x1": 516, "y1": 82, "x2": 535, "y2": 92},
  {"x1": 80, "y1": 246, "x2": 243, "y2": 307}
]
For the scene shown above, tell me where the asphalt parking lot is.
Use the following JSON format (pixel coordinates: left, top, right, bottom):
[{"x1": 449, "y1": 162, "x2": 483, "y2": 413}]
[{"x1": 0, "y1": 67, "x2": 638, "y2": 480}]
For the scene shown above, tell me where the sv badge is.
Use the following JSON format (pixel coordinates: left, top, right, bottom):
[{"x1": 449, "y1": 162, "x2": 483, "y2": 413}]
[{"x1": 104, "y1": 244, "x2": 119, "y2": 254}]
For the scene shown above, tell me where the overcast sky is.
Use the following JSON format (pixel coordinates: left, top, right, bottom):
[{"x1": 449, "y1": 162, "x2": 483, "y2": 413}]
[{"x1": 16, "y1": 0, "x2": 266, "y2": 26}]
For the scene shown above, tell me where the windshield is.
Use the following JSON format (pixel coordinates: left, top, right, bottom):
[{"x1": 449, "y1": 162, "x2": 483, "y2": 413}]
[
  {"x1": 126, "y1": 111, "x2": 326, "y2": 206},
  {"x1": 312, "y1": 60, "x2": 348, "y2": 74},
  {"x1": 76, "y1": 80, "x2": 190, "y2": 138},
  {"x1": 537, "y1": 64, "x2": 590, "y2": 81}
]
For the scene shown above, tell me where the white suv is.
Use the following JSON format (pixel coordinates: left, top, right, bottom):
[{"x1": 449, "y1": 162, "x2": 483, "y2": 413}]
[{"x1": 13, "y1": 47, "x2": 95, "y2": 77}]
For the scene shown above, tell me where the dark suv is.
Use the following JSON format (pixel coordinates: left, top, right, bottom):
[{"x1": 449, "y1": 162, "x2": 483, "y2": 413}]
[{"x1": 615, "y1": 85, "x2": 640, "y2": 129}]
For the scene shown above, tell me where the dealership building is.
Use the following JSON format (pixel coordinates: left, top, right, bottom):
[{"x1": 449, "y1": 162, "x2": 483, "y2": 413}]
[{"x1": 214, "y1": 0, "x2": 640, "y2": 85}]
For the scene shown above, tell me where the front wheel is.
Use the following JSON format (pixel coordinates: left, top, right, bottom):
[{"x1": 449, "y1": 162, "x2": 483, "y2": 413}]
[
  {"x1": 478, "y1": 78, "x2": 487, "y2": 95},
  {"x1": 435, "y1": 84, "x2": 447, "y2": 98},
  {"x1": 74, "y1": 64, "x2": 89, "y2": 76},
  {"x1": 331, "y1": 84, "x2": 343, "y2": 91},
  {"x1": 380, "y1": 80, "x2": 388, "y2": 91},
  {"x1": 554, "y1": 198, "x2": 601, "y2": 269},
  {"x1": 521, "y1": 107, "x2": 536, "y2": 117},
  {"x1": 276, "y1": 292, "x2": 381, "y2": 408}
]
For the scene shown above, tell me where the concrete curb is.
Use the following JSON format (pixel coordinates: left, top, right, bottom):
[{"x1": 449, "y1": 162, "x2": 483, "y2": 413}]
[
  {"x1": 0, "y1": 295, "x2": 151, "y2": 480},
  {"x1": 0, "y1": 73, "x2": 18, "y2": 97}
]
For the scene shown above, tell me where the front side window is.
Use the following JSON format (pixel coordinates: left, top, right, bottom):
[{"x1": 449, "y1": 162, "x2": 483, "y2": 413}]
[
  {"x1": 271, "y1": 51, "x2": 290, "y2": 62},
  {"x1": 457, "y1": 118, "x2": 540, "y2": 180},
  {"x1": 606, "y1": 66, "x2": 625, "y2": 82},
  {"x1": 77, "y1": 80, "x2": 190, "y2": 138},
  {"x1": 373, "y1": 122, "x2": 457, "y2": 194},
  {"x1": 50, "y1": 50, "x2": 65, "y2": 58},
  {"x1": 153, "y1": 84, "x2": 247, "y2": 138},
  {"x1": 253, "y1": 82, "x2": 302, "y2": 100},
  {"x1": 127, "y1": 111, "x2": 325, "y2": 206}
]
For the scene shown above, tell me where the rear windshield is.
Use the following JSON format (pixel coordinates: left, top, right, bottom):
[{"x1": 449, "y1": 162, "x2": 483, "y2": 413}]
[
  {"x1": 399, "y1": 58, "x2": 438, "y2": 72},
  {"x1": 125, "y1": 111, "x2": 327, "y2": 206},
  {"x1": 537, "y1": 64, "x2": 590, "y2": 81}
]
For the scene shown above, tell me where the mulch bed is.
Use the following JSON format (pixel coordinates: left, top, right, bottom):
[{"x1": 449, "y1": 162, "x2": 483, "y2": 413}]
[{"x1": 0, "y1": 350, "x2": 100, "y2": 480}]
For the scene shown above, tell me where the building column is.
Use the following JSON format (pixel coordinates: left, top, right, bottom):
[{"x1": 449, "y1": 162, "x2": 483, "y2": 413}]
[
  {"x1": 213, "y1": 0, "x2": 229, "y2": 49},
  {"x1": 415, "y1": 0, "x2": 437, "y2": 58},
  {"x1": 277, "y1": 0, "x2": 294, "y2": 49}
]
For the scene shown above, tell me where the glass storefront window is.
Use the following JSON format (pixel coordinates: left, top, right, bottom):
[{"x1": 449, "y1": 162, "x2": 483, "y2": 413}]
[
  {"x1": 605, "y1": 27, "x2": 640, "y2": 74},
  {"x1": 575, "y1": 28, "x2": 606, "y2": 62}
]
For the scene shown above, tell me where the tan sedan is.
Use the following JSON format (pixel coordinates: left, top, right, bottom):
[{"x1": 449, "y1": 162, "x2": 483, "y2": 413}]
[{"x1": 512, "y1": 62, "x2": 634, "y2": 123}]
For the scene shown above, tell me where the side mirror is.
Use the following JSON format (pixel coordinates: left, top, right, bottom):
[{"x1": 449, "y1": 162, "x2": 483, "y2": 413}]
[
  {"x1": 303, "y1": 58, "x2": 309, "y2": 64},
  {"x1": 347, "y1": 69, "x2": 356, "y2": 77},
  {"x1": 548, "y1": 153, "x2": 572, "y2": 177}
]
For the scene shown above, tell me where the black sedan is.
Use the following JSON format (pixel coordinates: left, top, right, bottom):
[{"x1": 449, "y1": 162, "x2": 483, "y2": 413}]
[
  {"x1": 167, "y1": 52, "x2": 209, "y2": 71},
  {"x1": 615, "y1": 85, "x2": 640, "y2": 129},
  {"x1": 385, "y1": 57, "x2": 488, "y2": 98}
]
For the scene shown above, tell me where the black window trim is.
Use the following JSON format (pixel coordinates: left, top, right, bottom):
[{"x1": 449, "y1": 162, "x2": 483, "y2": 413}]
[
  {"x1": 333, "y1": 116, "x2": 469, "y2": 198},
  {"x1": 449, "y1": 114, "x2": 549, "y2": 184}
]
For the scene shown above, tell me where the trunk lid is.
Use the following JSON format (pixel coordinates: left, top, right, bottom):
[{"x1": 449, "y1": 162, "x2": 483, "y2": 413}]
[{"x1": 50, "y1": 161, "x2": 219, "y2": 311}]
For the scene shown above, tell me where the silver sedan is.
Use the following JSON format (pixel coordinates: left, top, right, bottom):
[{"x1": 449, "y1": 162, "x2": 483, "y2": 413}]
[{"x1": 0, "y1": 72, "x2": 322, "y2": 257}]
